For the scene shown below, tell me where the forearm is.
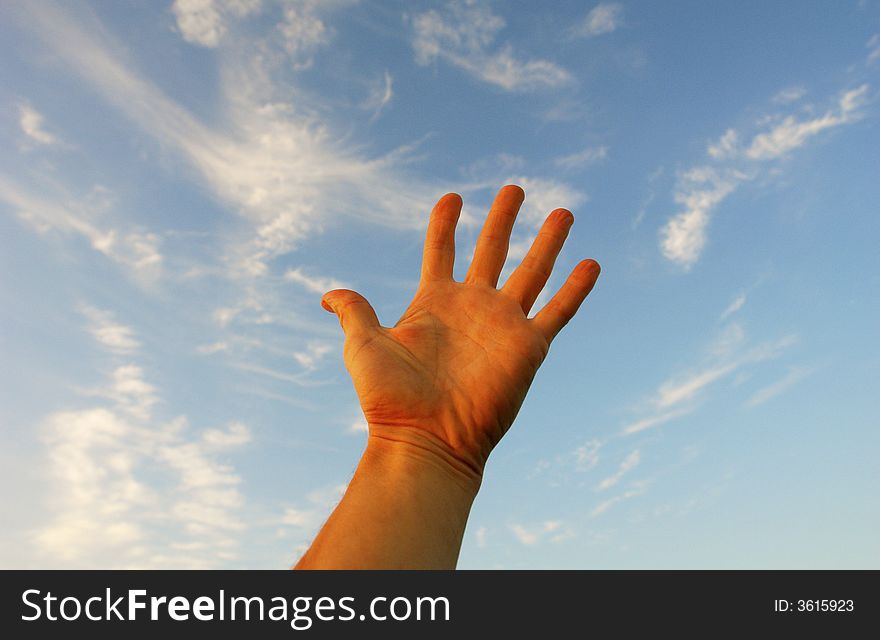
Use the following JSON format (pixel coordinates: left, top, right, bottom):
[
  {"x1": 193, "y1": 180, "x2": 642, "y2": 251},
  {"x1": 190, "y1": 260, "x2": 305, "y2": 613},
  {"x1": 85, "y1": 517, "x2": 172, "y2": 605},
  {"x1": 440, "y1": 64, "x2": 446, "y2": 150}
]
[{"x1": 294, "y1": 428, "x2": 482, "y2": 569}]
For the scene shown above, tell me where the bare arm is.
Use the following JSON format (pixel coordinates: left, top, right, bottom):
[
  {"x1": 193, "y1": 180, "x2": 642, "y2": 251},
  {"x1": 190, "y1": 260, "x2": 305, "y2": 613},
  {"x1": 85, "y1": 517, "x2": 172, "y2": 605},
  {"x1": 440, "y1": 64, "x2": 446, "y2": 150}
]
[{"x1": 294, "y1": 185, "x2": 600, "y2": 569}]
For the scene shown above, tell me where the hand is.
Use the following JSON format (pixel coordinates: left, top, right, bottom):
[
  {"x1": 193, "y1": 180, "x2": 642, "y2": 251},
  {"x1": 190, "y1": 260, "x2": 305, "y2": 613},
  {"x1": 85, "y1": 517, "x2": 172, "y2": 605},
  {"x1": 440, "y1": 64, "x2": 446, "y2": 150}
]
[{"x1": 321, "y1": 185, "x2": 600, "y2": 482}]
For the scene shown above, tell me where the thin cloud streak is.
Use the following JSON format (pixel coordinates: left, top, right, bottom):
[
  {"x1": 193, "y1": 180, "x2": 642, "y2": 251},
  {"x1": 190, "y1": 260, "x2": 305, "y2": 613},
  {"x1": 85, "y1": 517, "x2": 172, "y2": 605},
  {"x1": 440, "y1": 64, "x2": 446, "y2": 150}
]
[
  {"x1": 410, "y1": 0, "x2": 571, "y2": 92},
  {"x1": 620, "y1": 330, "x2": 798, "y2": 435},
  {"x1": 596, "y1": 450, "x2": 641, "y2": 491},
  {"x1": 746, "y1": 366, "x2": 815, "y2": 407}
]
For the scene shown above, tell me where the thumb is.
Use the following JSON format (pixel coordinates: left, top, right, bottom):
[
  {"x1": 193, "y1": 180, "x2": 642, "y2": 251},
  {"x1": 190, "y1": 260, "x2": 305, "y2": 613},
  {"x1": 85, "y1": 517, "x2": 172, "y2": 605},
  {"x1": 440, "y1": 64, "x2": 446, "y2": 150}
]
[{"x1": 321, "y1": 289, "x2": 380, "y2": 337}]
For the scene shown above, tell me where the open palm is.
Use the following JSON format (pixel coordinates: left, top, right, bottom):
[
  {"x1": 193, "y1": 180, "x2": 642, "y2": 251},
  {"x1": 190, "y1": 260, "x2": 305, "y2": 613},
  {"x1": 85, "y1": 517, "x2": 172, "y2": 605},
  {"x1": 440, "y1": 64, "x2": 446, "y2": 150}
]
[{"x1": 321, "y1": 186, "x2": 600, "y2": 475}]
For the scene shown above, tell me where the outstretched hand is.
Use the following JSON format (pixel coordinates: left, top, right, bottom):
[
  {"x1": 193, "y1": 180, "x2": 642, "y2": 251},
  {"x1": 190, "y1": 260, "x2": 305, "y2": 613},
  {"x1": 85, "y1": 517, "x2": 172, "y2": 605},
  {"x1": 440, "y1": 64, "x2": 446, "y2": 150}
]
[{"x1": 321, "y1": 185, "x2": 600, "y2": 482}]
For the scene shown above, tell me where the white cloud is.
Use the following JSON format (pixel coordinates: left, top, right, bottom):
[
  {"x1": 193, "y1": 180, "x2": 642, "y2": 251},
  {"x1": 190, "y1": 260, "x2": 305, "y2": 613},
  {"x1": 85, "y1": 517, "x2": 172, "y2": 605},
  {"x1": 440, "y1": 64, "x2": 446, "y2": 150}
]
[
  {"x1": 284, "y1": 267, "x2": 350, "y2": 295},
  {"x1": 596, "y1": 449, "x2": 640, "y2": 491},
  {"x1": 659, "y1": 166, "x2": 741, "y2": 268},
  {"x1": 660, "y1": 84, "x2": 870, "y2": 267},
  {"x1": 348, "y1": 417, "x2": 369, "y2": 434},
  {"x1": 554, "y1": 145, "x2": 609, "y2": 170},
  {"x1": 292, "y1": 340, "x2": 334, "y2": 370},
  {"x1": 771, "y1": 86, "x2": 807, "y2": 105},
  {"x1": 276, "y1": 0, "x2": 335, "y2": 68},
  {"x1": 171, "y1": 0, "x2": 261, "y2": 48},
  {"x1": 632, "y1": 165, "x2": 664, "y2": 229},
  {"x1": 620, "y1": 408, "x2": 692, "y2": 435},
  {"x1": 719, "y1": 292, "x2": 747, "y2": 322},
  {"x1": 746, "y1": 366, "x2": 814, "y2": 407},
  {"x1": 197, "y1": 341, "x2": 229, "y2": 355},
  {"x1": 202, "y1": 421, "x2": 251, "y2": 447},
  {"x1": 80, "y1": 305, "x2": 141, "y2": 354},
  {"x1": 503, "y1": 175, "x2": 588, "y2": 227},
  {"x1": 15, "y1": 2, "x2": 443, "y2": 278},
  {"x1": 621, "y1": 330, "x2": 797, "y2": 435},
  {"x1": 574, "y1": 439, "x2": 602, "y2": 471},
  {"x1": 36, "y1": 368, "x2": 252, "y2": 568},
  {"x1": 867, "y1": 34, "x2": 880, "y2": 65},
  {"x1": 707, "y1": 321, "x2": 746, "y2": 359},
  {"x1": 746, "y1": 84, "x2": 869, "y2": 160},
  {"x1": 573, "y1": 3, "x2": 623, "y2": 38},
  {"x1": 591, "y1": 480, "x2": 649, "y2": 517},
  {"x1": 656, "y1": 362, "x2": 739, "y2": 409},
  {"x1": 655, "y1": 333, "x2": 795, "y2": 410},
  {"x1": 475, "y1": 525, "x2": 488, "y2": 548},
  {"x1": 280, "y1": 508, "x2": 315, "y2": 528},
  {"x1": 510, "y1": 520, "x2": 573, "y2": 546},
  {"x1": 510, "y1": 524, "x2": 538, "y2": 546},
  {"x1": 410, "y1": 0, "x2": 571, "y2": 91},
  {"x1": 0, "y1": 175, "x2": 163, "y2": 279},
  {"x1": 279, "y1": 483, "x2": 347, "y2": 534},
  {"x1": 18, "y1": 104, "x2": 59, "y2": 145},
  {"x1": 363, "y1": 70, "x2": 394, "y2": 121},
  {"x1": 707, "y1": 128, "x2": 738, "y2": 159},
  {"x1": 105, "y1": 364, "x2": 160, "y2": 421}
]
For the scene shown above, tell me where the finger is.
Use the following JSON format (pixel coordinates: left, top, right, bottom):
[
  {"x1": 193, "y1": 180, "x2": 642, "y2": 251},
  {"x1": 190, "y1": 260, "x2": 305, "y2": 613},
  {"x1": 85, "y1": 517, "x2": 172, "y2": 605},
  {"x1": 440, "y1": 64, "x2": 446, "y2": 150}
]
[
  {"x1": 464, "y1": 184, "x2": 525, "y2": 287},
  {"x1": 421, "y1": 192, "x2": 462, "y2": 282},
  {"x1": 501, "y1": 208, "x2": 574, "y2": 314},
  {"x1": 321, "y1": 289, "x2": 380, "y2": 338},
  {"x1": 531, "y1": 260, "x2": 601, "y2": 344}
]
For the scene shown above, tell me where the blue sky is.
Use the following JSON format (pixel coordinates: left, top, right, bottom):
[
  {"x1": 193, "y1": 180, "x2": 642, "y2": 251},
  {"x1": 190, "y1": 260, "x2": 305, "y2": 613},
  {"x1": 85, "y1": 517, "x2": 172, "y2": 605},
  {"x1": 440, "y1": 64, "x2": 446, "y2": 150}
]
[{"x1": 1, "y1": 0, "x2": 878, "y2": 569}]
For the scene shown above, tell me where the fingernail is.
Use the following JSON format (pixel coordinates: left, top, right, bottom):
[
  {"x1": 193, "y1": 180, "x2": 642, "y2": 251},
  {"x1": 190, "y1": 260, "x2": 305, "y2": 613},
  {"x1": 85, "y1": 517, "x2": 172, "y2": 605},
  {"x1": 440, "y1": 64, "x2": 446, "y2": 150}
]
[
  {"x1": 579, "y1": 260, "x2": 600, "y2": 276},
  {"x1": 553, "y1": 208, "x2": 574, "y2": 225}
]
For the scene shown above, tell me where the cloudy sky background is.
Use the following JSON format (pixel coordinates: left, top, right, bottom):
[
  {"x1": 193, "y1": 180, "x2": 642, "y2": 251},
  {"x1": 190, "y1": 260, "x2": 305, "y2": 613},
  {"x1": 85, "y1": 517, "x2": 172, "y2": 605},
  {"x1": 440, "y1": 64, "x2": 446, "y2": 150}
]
[{"x1": 1, "y1": 0, "x2": 878, "y2": 568}]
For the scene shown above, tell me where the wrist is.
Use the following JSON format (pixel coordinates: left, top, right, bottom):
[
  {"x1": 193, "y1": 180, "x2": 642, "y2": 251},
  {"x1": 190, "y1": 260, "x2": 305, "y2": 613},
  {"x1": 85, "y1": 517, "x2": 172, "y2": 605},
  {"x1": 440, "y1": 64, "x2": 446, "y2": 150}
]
[{"x1": 365, "y1": 425, "x2": 483, "y2": 499}]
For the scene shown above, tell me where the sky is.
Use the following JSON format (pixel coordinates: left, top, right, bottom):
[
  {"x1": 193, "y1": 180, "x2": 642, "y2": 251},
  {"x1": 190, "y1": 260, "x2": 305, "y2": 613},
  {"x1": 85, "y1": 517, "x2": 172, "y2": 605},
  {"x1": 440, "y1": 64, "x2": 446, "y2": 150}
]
[{"x1": 0, "y1": 0, "x2": 878, "y2": 569}]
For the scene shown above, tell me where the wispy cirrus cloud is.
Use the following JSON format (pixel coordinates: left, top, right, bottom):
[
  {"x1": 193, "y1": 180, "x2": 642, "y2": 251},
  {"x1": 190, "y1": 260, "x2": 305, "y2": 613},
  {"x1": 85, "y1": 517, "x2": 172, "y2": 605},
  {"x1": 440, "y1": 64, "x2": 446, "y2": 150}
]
[
  {"x1": 410, "y1": 0, "x2": 571, "y2": 92},
  {"x1": 746, "y1": 366, "x2": 815, "y2": 407},
  {"x1": 18, "y1": 103, "x2": 60, "y2": 146},
  {"x1": 571, "y1": 3, "x2": 623, "y2": 38},
  {"x1": 284, "y1": 267, "x2": 350, "y2": 295},
  {"x1": 620, "y1": 321, "x2": 798, "y2": 436},
  {"x1": 510, "y1": 520, "x2": 574, "y2": 546},
  {"x1": 866, "y1": 34, "x2": 880, "y2": 65},
  {"x1": 362, "y1": 70, "x2": 394, "y2": 122},
  {"x1": 660, "y1": 83, "x2": 871, "y2": 267},
  {"x1": 292, "y1": 340, "x2": 334, "y2": 371},
  {"x1": 771, "y1": 86, "x2": 807, "y2": 105},
  {"x1": 591, "y1": 480, "x2": 649, "y2": 517},
  {"x1": 621, "y1": 408, "x2": 692, "y2": 436},
  {"x1": 554, "y1": 145, "x2": 608, "y2": 170},
  {"x1": 0, "y1": 175, "x2": 163, "y2": 280},
  {"x1": 11, "y1": 1, "x2": 442, "y2": 279},
  {"x1": 745, "y1": 85, "x2": 868, "y2": 160},
  {"x1": 596, "y1": 449, "x2": 640, "y2": 491},
  {"x1": 574, "y1": 439, "x2": 602, "y2": 471},
  {"x1": 719, "y1": 292, "x2": 747, "y2": 322}
]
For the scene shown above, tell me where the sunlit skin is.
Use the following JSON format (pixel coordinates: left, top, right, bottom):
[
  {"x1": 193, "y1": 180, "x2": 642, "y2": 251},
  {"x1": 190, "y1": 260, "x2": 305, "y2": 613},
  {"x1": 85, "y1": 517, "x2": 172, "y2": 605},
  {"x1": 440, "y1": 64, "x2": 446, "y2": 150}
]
[{"x1": 294, "y1": 185, "x2": 600, "y2": 569}]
